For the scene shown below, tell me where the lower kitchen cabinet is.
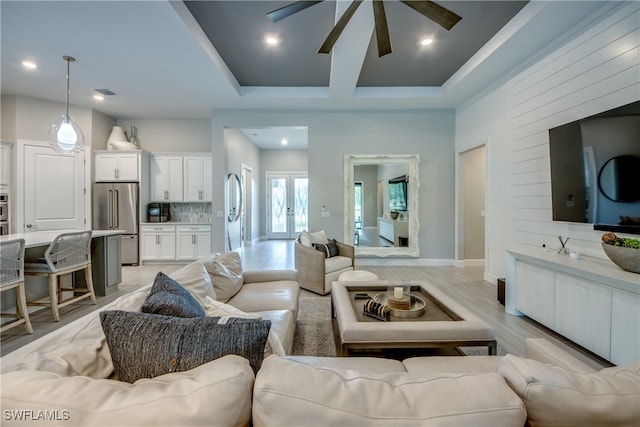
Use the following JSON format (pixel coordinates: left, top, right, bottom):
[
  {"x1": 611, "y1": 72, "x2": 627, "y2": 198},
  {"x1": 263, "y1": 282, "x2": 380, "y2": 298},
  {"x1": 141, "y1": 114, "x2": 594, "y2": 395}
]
[
  {"x1": 141, "y1": 225, "x2": 176, "y2": 261},
  {"x1": 141, "y1": 224, "x2": 211, "y2": 262},
  {"x1": 176, "y1": 225, "x2": 212, "y2": 260}
]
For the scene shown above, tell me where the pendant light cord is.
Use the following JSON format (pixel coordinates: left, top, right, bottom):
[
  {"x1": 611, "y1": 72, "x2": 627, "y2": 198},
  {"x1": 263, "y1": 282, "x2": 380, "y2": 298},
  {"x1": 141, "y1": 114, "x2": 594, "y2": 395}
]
[{"x1": 62, "y1": 55, "x2": 75, "y2": 119}]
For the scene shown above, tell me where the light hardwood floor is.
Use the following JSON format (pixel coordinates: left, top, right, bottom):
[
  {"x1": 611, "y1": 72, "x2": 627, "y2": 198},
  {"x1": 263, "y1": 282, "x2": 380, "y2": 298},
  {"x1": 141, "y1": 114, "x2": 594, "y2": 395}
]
[{"x1": 1, "y1": 240, "x2": 611, "y2": 369}]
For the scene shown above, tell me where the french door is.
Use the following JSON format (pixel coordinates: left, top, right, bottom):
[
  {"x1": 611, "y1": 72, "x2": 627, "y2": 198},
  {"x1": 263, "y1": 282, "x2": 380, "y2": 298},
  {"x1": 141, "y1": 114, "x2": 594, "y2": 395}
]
[{"x1": 267, "y1": 172, "x2": 308, "y2": 239}]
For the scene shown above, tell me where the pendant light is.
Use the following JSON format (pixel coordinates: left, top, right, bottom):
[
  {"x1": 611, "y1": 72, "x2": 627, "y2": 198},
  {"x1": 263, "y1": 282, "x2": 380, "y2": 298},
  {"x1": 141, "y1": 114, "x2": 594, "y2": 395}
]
[{"x1": 48, "y1": 55, "x2": 84, "y2": 154}]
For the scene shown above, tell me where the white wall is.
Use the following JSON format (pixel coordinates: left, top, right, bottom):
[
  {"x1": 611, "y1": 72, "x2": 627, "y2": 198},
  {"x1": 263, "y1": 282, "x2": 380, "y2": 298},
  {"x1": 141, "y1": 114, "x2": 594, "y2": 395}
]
[
  {"x1": 211, "y1": 109, "x2": 456, "y2": 260},
  {"x1": 117, "y1": 118, "x2": 210, "y2": 152},
  {"x1": 456, "y1": 1, "x2": 640, "y2": 282}
]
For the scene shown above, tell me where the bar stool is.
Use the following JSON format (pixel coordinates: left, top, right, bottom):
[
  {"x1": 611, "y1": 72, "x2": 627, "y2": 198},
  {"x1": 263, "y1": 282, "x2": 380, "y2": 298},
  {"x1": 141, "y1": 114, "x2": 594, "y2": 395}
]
[
  {"x1": 0, "y1": 238, "x2": 33, "y2": 333},
  {"x1": 25, "y1": 230, "x2": 96, "y2": 321}
]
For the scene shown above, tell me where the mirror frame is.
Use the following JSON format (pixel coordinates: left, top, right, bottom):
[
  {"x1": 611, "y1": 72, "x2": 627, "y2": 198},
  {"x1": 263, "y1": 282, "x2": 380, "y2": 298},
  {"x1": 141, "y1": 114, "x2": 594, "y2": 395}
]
[
  {"x1": 227, "y1": 173, "x2": 242, "y2": 222},
  {"x1": 344, "y1": 154, "x2": 420, "y2": 258}
]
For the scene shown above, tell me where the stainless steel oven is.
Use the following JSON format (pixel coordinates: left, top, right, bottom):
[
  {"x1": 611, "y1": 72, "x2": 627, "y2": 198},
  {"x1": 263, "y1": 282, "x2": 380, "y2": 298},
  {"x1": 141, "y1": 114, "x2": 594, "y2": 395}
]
[{"x1": 0, "y1": 193, "x2": 9, "y2": 235}]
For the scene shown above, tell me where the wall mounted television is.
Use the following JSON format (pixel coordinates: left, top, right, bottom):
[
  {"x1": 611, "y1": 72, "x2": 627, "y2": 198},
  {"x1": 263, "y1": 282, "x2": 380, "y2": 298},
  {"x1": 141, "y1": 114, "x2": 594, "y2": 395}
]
[
  {"x1": 548, "y1": 100, "x2": 640, "y2": 235},
  {"x1": 388, "y1": 175, "x2": 408, "y2": 212}
]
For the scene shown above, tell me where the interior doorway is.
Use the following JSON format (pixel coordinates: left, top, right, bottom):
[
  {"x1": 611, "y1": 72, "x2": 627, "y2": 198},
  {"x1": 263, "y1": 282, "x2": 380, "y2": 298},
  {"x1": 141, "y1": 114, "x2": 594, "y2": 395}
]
[
  {"x1": 241, "y1": 164, "x2": 253, "y2": 245},
  {"x1": 458, "y1": 144, "x2": 486, "y2": 267},
  {"x1": 266, "y1": 172, "x2": 308, "y2": 239}
]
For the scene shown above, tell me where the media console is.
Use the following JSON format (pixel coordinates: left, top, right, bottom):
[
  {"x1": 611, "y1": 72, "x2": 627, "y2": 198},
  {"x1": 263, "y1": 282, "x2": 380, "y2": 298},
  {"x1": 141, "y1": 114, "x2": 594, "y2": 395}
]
[{"x1": 506, "y1": 248, "x2": 639, "y2": 365}]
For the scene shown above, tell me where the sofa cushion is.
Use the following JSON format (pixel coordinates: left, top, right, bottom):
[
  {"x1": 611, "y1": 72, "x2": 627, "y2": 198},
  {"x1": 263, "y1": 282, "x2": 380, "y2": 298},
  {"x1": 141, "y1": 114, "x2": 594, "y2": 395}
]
[
  {"x1": 254, "y1": 310, "x2": 294, "y2": 356},
  {"x1": 253, "y1": 356, "x2": 526, "y2": 427},
  {"x1": 228, "y1": 280, "x2": 300, "y2": 320},
  {"x1": 141, "y1": 272, "x2": 205, "y2": 318},
  {"x1": 498, "y1": 354, "x2": 640, "y2": 427},
  {"x1": 166, "y1": 260, "x2": 217, "y2": 305},
  {"x1": 100, "y1": 310, "x2": 271, "y2": 382},
  {"x1": 403, "y1": 355, "x2": 502, "y2": 375},
  {"x1": 0, "y1": 355, "x2": 254, "y2": 427},
  {"x1": 325, "y1": 255, "x2": 353, "y2": 274},
  {"x1": 202, "y1": 252, "x2": 244, "y2": 302}
]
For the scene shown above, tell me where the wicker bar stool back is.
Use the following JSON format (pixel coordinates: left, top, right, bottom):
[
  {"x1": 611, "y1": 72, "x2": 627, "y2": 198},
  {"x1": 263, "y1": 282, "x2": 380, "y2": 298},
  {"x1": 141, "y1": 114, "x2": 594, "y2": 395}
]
[{"x1": 0, "y1": 238, "x2": 33, "y2": 333}]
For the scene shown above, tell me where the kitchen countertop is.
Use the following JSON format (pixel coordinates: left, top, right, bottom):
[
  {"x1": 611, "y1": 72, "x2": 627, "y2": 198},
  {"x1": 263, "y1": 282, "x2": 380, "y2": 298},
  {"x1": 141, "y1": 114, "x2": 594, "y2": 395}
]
[{"x1": 0, "y1": 229, "x2": 123, "y2": 248}]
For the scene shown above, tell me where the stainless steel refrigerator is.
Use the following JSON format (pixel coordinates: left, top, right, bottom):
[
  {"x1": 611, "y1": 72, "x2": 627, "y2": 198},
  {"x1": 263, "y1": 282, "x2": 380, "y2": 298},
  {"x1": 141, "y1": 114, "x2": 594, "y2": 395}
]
[{"x1": 92, "y1": 182, "x2": 139, "y2": 265}]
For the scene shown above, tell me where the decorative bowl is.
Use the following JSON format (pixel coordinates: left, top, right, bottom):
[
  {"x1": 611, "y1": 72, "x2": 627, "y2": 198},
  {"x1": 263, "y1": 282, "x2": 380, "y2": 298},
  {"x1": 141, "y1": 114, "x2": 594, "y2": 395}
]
[{"x1": 601, "y1": 243, "x2": 640, "y2": 274}]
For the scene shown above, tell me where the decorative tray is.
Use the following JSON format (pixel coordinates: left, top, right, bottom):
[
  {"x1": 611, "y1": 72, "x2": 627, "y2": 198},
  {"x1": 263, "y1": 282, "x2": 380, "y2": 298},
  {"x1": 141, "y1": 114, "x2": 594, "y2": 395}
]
[{"x1": 373, "y1": 292, "x2": 426, "y2": 318}]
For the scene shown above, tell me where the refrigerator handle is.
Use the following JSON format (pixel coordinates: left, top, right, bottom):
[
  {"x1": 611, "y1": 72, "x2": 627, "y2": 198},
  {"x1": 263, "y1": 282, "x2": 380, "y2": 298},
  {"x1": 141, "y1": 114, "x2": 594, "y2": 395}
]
[
  {"x1": 108, "y1": 189, "x2": 113, "y2": 229},
  {"x1": 114, "y1": 189, "x2": 120, "y2": 228}
]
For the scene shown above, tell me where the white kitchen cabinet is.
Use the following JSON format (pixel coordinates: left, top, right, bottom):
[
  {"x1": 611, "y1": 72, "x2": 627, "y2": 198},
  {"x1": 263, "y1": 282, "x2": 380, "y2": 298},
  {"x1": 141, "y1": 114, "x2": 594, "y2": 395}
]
[
  {"x1": 0, "y1": 142, "x2": 11, "y2": 191},
  {"x1": 141, "y1": 225, "x2": 176, "y2": 261},
  {"x1": 183, "y1": 155, "x2": 212, "y2": 202},
  {"x1": 150, "y1": 155, "x2": 183, "y2": 201},
  {"x1": 94, "y1": 151, "x2": 140, "y2": 181},
  {"x1": 514, "y1": 261, "x2": 555, "y2": 328},
  {"x1": 176, "y1": 225, "x2": 211, "y2": 260}
]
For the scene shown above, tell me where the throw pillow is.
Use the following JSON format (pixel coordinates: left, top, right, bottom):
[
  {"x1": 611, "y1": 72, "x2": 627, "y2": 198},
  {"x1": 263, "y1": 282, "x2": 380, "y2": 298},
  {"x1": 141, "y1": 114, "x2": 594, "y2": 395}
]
[
  {"x1": 141, "y1": 272, "x2": 205, "y2": 318},
  {"x1": 203, "y1": 296, "x2": 285, "y2": 356},
  {"x1": 313, "y1": 239, "x2": 339, "y2": 258},
  {"x1": 202, "y1": 252, "x2": 244, "y2": 303},
  {"x1": 167, "y1": 260, "x2": 217, "y2": 304},
  {"x1": 100, "y1": 310, "x2": 271, "y2": 383},
  {"x1": 299, "y1": 230, "x2": 329, "y2": 247}
]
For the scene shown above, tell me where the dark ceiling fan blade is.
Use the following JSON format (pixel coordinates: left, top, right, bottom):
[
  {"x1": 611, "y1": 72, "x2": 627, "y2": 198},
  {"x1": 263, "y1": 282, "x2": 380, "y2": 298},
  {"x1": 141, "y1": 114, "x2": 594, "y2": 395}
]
[
  {"x1": 399, "y1": 0, "x2": 462, "y2": 30},
  {"x1": 373, "y1": 0, "x2": 392, "y2": 57},
  {"x1": 267, "y1": 1, "x2": 324, "y2": 22},
  {"x1": 318, "y1": 0, "x2": 364, "y2": 54}
]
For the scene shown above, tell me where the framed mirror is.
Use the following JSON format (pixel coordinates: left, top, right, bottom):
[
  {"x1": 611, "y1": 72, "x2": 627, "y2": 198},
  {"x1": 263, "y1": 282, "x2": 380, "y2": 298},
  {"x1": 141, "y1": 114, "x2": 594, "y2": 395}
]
[
  {"x1": 344, "y1": 154, "x2": 420, "y2": 257},
  {"x1": 598, "y1": 155, "x2": 640, "y2": 202},
  {"x1": 227, "y1": 173, "x2": 242, "y2": 222}
]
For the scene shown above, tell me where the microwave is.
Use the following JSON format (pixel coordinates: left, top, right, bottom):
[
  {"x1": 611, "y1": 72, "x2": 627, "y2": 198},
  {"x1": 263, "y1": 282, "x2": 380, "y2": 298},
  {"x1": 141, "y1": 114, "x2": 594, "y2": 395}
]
[{"x1": 147, "y1": 203, "x2": 171, "y2": 222}]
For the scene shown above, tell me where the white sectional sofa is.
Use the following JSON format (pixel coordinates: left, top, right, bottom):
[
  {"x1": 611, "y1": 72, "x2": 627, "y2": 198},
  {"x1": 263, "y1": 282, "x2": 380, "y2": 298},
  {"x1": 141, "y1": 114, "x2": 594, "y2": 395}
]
[{"x1": 1, "y1": 253, "x2": 638, "y2": 426}]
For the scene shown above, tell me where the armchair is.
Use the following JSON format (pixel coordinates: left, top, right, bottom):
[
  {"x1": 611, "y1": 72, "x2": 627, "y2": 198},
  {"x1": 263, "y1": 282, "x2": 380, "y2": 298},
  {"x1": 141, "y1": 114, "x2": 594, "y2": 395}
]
[{"x1": 295, "y1": 238, "x2": 354, "y2": 295}]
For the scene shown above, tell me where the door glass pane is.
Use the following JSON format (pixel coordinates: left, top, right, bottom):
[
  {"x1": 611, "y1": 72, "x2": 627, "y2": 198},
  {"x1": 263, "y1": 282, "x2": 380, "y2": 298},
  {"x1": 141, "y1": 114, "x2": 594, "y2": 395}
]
[
  {"x1": 271, "y1": 178, "x2": 287, "y2": 233},
  {"x1": 354, "y1": 182, "x2": 362, "y2": 229},
  {"x1": 293, "y1": 177, "x2": 308, "y2": 233}
]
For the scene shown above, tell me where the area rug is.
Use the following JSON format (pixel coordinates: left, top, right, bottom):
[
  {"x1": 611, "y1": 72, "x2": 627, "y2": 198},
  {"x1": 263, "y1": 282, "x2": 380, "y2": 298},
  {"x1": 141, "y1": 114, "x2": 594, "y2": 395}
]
[
  {"x1": 291, "y1": 296, "x2": 507, "y2": 357},
  {"x1": 292, "y1": 297, "x2": 336, "y2": 357}
]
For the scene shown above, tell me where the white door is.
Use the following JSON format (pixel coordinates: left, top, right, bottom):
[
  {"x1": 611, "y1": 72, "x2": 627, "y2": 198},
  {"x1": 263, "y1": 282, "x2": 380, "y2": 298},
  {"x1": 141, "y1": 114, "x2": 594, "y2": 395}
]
[
  {"x1": 23, "y1": 144, "x2": 85, "y2": 232},
  {"x1": 267, "y1": 173, "x2": 308, "y2": 239}
]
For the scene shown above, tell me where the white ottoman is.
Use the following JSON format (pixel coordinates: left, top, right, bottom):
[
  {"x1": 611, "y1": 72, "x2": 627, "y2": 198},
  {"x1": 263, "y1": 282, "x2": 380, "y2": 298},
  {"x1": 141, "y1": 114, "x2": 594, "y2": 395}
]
[{"x1": 338, "y1": 270, "x2": 379, "y2": 281}]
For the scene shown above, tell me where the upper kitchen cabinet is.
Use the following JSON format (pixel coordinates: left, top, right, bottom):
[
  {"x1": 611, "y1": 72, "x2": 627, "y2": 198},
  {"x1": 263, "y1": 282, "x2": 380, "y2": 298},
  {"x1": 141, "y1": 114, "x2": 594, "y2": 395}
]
[
  {"x1": 183, "y1": 155, "x2": 212, "y2": 202},
  {"x1": 150, "y1": 155, "x2": 183, "y2": 202},
  {"x1": 0, "y1": 142, "x2": 11, "y2": 191},
  {"x1": 94, "y1": 151, "x2": 142, "y2": 182}
]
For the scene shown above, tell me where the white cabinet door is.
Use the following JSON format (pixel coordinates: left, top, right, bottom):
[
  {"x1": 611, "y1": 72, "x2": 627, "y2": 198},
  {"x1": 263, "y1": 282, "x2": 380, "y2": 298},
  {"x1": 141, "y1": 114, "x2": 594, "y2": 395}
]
[
  {"x1": 515, "y1": 261, "x2": 555, "y2": 328},
  {"x1": 24, "y1": 144, "x2": 85, "y2": 232},
  {"x1": 183, "y1": 156, "x2": 212, "y2": 202},
  {"x1": 150, "y1": 156, "x2": 183, "y2": 201},
  {"x1": 176, "y1": 225, "x2": 211, "y2": 259},
  {"x1": 0, "y1": 143, "x2": 11, "y2": 190},
  {"x1": 554, "y1": 273, "x2": 611, "y2": 360},
  {"x1": 95, "y1": 152, "x2": 140, "y2": 181},
  {"x1": 610, "y1": 290, "x2": 640, "y2": 365},
  {"x1": 141, "y1": 226, "x2": 175, "y2": 260},
  {"x1": 115, "y1": 154, "x2": 139, "y2": 181}
]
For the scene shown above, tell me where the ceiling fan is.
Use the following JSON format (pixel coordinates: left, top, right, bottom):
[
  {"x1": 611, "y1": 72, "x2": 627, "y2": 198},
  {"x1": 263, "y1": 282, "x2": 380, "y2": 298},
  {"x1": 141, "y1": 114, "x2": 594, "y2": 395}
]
[{"x1": 267, "y1": 0, "x2": 462, "y2": 57}]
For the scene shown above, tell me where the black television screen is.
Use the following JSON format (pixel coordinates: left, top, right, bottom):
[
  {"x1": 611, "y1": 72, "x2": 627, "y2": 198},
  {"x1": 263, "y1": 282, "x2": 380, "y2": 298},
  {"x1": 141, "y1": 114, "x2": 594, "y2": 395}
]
[{"x1": 548, "y1": 101, "x2": 640, "y2": 234}]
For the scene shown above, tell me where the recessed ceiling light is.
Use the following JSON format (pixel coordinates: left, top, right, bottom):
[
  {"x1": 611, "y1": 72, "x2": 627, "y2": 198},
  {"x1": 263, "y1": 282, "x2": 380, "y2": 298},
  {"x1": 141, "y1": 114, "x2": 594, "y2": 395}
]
[
  {"x1": 281, "y1": 138, "x2": 288, "y2": 145},
  {"x1": 421, "y1": 38, "x2": 433, "y2": 46},
  {"x1": 22, "y1": 60, "x2": 37, "y2": 70},
  {"x1": 265, "y1": 35, "x2": 279, "y2": 46},
  {"x1": 93, "y1": 94, "x2": 104, "y2": 101}
]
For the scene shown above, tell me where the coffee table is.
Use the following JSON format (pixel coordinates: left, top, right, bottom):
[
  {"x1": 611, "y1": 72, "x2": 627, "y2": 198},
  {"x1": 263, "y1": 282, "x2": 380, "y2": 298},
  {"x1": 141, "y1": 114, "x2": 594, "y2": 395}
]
[{"x1": 331, "y1": 280, "x2": 497, "y2": 357}]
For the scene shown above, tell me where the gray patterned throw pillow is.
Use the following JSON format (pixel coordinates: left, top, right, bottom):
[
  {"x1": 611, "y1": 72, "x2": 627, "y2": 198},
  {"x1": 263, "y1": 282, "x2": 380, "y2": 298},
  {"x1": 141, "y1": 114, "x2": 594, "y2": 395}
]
[
  {"x1": 100, "y1": 310, "x2": 271, "y2": 383},
  {"x1": 141, "y1": 271, "x2": 205, "y2": 318}
]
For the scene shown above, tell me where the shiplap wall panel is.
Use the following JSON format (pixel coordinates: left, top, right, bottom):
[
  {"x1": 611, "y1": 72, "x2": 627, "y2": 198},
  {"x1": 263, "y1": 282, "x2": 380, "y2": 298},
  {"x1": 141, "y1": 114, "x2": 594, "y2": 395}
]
[{"x1": 507, "y1": 1, "x2": 640, "y2": 258}]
